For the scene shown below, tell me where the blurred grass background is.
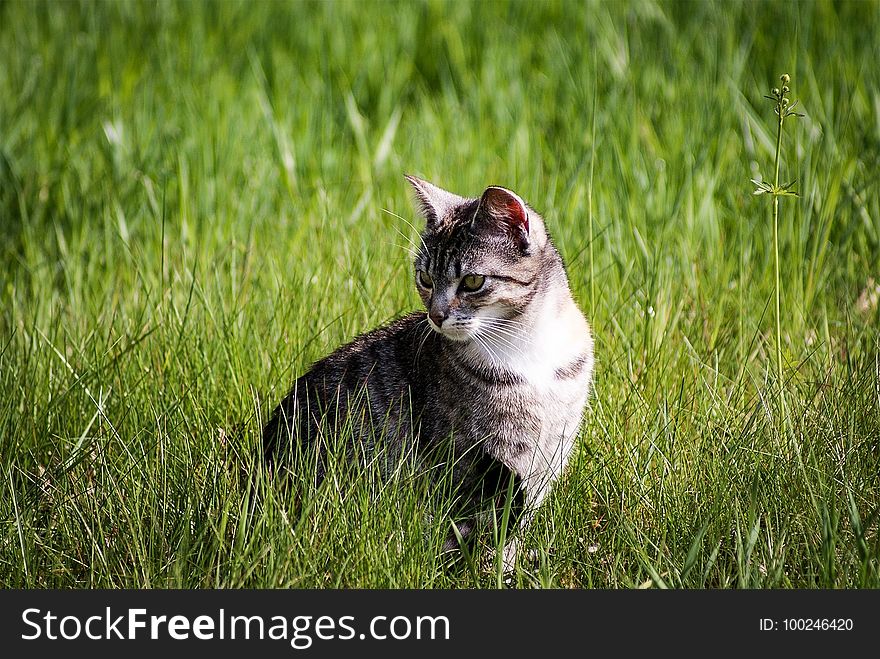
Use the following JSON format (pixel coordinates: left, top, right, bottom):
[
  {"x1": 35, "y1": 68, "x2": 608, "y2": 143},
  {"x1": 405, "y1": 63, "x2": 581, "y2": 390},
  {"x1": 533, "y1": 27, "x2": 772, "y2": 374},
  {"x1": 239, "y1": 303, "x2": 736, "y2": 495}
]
[{"x1": 1, "y1": 0, "x2": 878, "y2": 587}]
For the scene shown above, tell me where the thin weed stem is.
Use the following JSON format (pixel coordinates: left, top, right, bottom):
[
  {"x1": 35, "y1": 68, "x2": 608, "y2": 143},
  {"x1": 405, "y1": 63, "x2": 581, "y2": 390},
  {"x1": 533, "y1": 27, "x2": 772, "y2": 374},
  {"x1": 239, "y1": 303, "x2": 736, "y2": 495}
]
[{"x1": 754, "y1": 73, "x2": 803, "y2": 440}]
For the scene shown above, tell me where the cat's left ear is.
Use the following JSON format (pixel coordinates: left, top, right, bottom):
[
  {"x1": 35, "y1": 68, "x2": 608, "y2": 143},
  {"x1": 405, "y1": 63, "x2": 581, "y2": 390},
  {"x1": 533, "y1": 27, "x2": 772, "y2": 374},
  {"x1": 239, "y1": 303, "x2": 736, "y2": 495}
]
[
  {"x1": 405, "y1": 175, "x2": 467, "y2": 230},
  {"x1": 473, "y1": 186, "x2": 532, "y2": 252}
]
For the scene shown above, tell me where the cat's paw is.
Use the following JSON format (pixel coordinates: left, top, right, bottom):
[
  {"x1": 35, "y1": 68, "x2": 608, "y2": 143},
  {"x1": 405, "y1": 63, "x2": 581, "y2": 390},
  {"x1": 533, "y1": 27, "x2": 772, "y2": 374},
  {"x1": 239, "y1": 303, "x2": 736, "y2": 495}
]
[
  {"x1": 483, "y1": 540, "x2": 543, "y2": 573},
  {"x1": 485, "y1": 543, "x2": 550, "y2": 575}
]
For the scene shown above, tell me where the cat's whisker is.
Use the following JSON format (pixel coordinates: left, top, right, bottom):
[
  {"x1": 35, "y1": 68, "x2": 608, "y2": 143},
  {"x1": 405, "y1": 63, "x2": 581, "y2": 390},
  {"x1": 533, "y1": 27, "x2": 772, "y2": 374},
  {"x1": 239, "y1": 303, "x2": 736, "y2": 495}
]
[
  {"x1": 480, "y1": 314, "x2": 529, "y2": 327},
  {"x1": 480, "y1": 316, "x2": 531, "y2": 334},
  {"x1": 381, "y1": 208, "x2": 429, "y2": 254},
  {"x1": 484, "y1": 339, "x2": 526, "y2": 363},
  {"x1": 477, "y1": 321, "x2": 530, "y2": 348},
  {"x1": 477, "y1": 328, "x2": 528, "y2": 361},
  {"x1": 484, "y1": 327, "x2": 530, "y2": 356},
  {"x1": 477, "y1": 322, "x2": 527, "y2": 343},
  {"x1": 478, "y1": 323, "x2": 529, "y2": 340},
  {"x1": 388, "y1": 224, "x2": 421, "y2": 255},
  {"x1": 389, "y1": 234, "x2": 419, "y2": 255},
  {"x1": 414, "y1": 318, "x2": 432, "y2": 364},
  {"x1": 468, "y1": 327, "x2": 498, "y2": 363},
  {"x1": 386, "y1": 241, "x2": 418, "y2": 259},
  {"x1": 471, "y1": 333, "x2": 501, "y2": 369},
  {"x1": 478, "y1": 334, "x2": 530, "y2": 361}
]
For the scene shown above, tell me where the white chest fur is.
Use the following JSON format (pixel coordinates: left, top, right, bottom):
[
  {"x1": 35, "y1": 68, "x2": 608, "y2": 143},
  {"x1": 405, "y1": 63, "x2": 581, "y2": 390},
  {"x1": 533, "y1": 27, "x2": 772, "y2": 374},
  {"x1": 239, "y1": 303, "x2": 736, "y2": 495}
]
[{"x1": 470, "y1": 291, "x2": 594, "y2": 505}]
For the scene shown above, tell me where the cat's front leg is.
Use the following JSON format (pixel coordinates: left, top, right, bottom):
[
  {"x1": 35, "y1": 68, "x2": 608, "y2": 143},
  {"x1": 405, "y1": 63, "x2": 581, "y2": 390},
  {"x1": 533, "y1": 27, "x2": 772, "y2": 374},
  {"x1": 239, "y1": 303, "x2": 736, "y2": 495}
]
[{"x1": 489, "y1": 470, "x2": 556, "y2": 572}]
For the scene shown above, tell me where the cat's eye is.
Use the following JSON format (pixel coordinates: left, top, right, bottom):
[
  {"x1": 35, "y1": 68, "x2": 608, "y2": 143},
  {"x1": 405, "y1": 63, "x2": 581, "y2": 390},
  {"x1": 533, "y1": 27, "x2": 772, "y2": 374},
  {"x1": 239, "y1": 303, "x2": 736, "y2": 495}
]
[
  {"x1": 417, "y1": 270, "x2": 433, "y2": 289},
  {"x1": 459, "y1": 274, "x2": 486, "y2": 292}
]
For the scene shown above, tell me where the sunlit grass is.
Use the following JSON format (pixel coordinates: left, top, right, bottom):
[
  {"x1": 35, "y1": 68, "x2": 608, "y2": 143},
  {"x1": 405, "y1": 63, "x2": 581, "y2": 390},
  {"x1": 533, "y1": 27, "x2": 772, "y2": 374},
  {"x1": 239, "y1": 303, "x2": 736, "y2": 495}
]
[{"x1": 0, "y1": 0, "x2": 878, "y2": 588}]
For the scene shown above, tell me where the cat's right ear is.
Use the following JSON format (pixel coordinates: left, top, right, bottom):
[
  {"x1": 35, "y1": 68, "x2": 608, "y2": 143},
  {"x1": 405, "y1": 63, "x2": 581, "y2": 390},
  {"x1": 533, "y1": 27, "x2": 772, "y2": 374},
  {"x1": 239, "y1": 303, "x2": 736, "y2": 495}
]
[
  {"x1": 405, "y1": 175, "x2": 465, "y2": 230},
  {"x1": 472, "y1": 186, "x2": 533, "y2": 253}
]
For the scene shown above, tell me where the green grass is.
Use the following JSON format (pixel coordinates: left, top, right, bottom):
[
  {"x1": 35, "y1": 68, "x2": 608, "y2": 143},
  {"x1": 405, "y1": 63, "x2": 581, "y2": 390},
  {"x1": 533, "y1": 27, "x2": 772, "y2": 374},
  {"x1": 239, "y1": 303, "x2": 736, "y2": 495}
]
[{"x1": 1, "y1": 0, "x2": 879, "y2": 588}]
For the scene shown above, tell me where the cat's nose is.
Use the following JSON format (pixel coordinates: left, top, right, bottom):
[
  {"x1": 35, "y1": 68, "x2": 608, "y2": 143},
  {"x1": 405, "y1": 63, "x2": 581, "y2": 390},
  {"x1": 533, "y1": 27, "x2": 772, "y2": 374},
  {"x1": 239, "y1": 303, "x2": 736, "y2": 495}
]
[{"x1": 429, "y1": 309, "x2": 447, "y2": 328}]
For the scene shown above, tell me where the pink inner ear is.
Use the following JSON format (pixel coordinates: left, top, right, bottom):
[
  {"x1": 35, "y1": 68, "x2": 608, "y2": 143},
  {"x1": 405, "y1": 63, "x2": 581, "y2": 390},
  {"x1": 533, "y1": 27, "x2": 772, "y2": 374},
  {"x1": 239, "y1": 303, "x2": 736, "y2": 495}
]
[
  {"x1": 485, "y1": 188, "x2": 529, "y2": 235},
  {"x1": 501, "y1": 197, "x2": 529, "y2": 233}
]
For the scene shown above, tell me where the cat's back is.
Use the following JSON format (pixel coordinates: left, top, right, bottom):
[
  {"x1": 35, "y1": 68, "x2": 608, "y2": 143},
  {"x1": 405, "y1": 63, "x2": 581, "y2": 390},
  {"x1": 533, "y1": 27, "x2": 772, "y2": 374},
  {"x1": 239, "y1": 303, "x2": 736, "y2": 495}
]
[
  {"x1": 262, "y1": 312, "x2": 430, "y2": 463},
  {"x1": 277, "y1": 311, "x2": 431, "y2": 405}
]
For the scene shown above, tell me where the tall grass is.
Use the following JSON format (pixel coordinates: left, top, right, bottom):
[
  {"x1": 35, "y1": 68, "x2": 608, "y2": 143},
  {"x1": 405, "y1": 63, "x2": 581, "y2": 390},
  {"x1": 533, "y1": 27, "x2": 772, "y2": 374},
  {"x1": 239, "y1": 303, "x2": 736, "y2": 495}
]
[{"x1": 0, "y1": 0, "x2": 878, "y2": 588}]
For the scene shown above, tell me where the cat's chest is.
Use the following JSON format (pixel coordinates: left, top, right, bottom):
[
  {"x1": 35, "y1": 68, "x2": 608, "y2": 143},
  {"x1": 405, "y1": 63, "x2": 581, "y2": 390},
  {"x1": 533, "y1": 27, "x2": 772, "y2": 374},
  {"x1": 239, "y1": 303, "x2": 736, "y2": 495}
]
[
  {"x1": 477, "y1": 307, "x2": 593, "y2": 435},
  {"x1": 478, "y1": 317, "x2": 593, "y2": 477},
  {"x1": 502, "y1": 342, "x2": 592, "y2": 425},
  {"x1": 488, "y1": 305, "x2": 592, "y2": 396}
]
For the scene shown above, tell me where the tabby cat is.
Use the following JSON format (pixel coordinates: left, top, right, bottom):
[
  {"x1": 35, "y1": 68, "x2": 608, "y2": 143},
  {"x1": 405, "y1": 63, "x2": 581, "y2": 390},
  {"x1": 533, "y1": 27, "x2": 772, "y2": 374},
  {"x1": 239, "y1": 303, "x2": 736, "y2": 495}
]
[{"x1": 262, "y1": 176, "x2": 594, "y2": 567}]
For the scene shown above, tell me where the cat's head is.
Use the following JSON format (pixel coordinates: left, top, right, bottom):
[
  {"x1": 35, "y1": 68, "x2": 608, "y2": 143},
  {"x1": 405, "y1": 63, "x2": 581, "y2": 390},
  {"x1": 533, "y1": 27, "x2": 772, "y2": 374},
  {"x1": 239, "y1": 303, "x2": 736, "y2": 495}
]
[{"x1": 406, "y1": 175, "x2": 557, "y2": 342}]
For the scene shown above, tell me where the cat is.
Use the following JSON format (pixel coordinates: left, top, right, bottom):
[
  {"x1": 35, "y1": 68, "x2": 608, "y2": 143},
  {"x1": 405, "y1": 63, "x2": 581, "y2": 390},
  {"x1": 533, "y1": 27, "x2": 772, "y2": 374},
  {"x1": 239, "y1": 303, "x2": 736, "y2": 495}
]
[{"x1": 262, "y1": 175, "x2": 594, "y2": 568}]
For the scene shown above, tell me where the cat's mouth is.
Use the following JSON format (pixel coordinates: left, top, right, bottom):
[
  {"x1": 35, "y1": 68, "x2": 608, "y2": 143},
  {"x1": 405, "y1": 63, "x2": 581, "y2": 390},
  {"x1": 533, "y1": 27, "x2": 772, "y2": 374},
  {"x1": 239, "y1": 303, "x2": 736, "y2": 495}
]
[{"x1": 428, "y1": 318, "x2": 473, "y2": 342}]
